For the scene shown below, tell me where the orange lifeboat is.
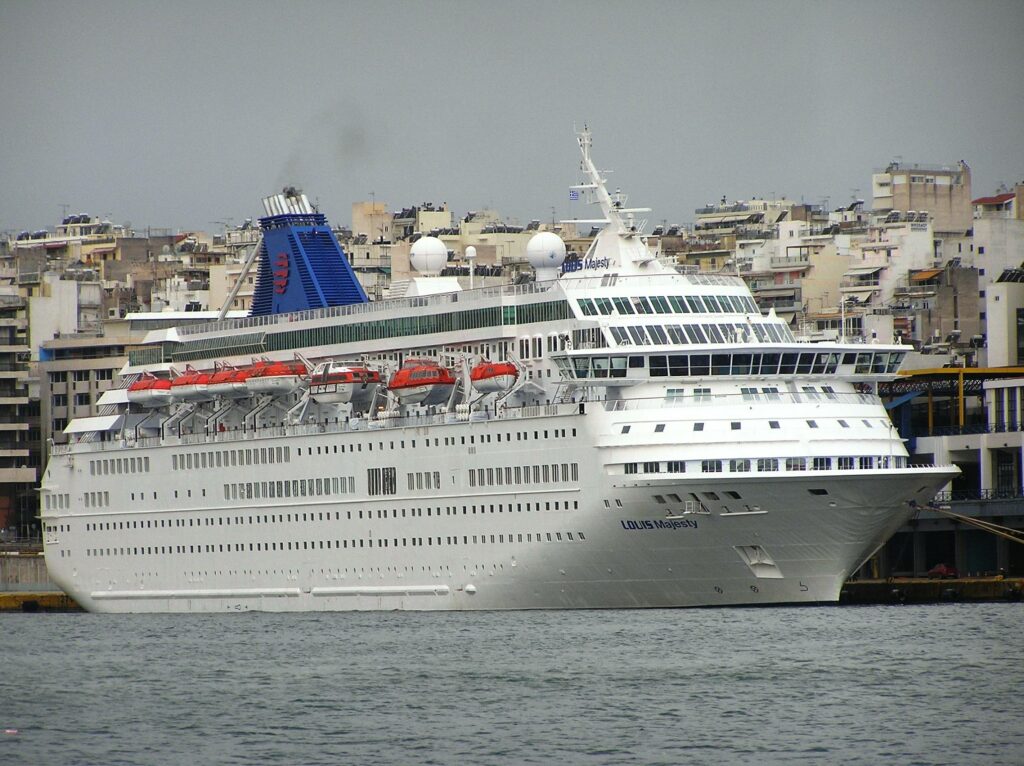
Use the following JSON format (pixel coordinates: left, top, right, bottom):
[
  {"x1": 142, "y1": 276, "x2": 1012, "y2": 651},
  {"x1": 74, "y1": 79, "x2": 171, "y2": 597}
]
[
  {"x1": 470, "y1": 360, "x2": 518, "y2": 394},
  {"x1": 169, "y1": 366, "x2": 213, "y2": 402},
  {"x1": 207, "y1": 365, "x2": 253, "y2": 398},
  {"x1": 388, "y1": 359, "x2": 455, "y2": 405},
  {"x1": 126, "y1": 373, "x2": 172, "y2": 408},
  {"x1": 245, "y1": 360, "x2": 308, "y2": 395},
  {"x1": 309, "y1": 361, "x2": 381, "y2": 409}
]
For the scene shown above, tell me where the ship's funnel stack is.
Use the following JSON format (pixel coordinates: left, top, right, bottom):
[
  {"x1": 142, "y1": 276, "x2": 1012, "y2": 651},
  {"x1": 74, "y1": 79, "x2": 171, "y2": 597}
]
[{"x1": 250, "y1": 187, "x2": 368, "y2": 316}]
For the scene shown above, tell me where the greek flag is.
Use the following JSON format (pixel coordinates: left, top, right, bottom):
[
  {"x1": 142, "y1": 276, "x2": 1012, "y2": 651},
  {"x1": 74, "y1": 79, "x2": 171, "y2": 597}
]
[{"x1": 569, "y1": 189, "x2": 580, "y2": 201}]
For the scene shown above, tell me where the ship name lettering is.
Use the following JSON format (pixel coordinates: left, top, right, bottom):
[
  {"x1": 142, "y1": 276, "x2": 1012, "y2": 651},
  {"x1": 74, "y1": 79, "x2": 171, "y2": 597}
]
[
  {"x1": 561, "y1": 257, "x2": 610, "y2": 273},
  {"x1": 620, "y1": 519, "x2": 698, "y2": 531}
]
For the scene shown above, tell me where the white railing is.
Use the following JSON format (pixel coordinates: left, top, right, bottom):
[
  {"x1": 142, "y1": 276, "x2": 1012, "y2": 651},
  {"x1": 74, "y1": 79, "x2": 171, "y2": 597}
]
[
  {"x1": 603, "y1": 390, "x2": 878, "y2": 411},
  {"x1": 55, "y1": 401, "x2": 583, "y2": 455}
]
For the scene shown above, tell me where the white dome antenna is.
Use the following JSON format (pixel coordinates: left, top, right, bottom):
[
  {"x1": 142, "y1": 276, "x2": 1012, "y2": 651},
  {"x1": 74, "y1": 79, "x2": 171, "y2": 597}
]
[
  {"x1": 526, "y1": 232, "x2": 566, "y2": 281},
  {"x1": 410, "y1": 236, "x2": 448, "y2": 276}
]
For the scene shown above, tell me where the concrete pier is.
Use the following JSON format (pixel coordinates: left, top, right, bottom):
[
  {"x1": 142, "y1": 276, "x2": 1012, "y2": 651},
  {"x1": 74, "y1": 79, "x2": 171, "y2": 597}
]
[
  {"x1": 841, "y1": 576, "x2": 1024, "y2": 605},
  {"x1": 0, "y1": 550, "x2": 80, "y2": 610}
]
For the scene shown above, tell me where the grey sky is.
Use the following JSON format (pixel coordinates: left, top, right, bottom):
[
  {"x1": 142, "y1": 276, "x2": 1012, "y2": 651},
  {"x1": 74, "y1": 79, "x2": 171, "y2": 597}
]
[{"x1": 1, "y1": 0, "x2": 1022, "y2": 234}]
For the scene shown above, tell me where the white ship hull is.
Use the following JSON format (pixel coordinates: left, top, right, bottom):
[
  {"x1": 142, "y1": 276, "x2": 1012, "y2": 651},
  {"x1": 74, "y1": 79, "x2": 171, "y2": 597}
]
[{"x1": 42, "y1": 406, "x2": 954, "y2": 613}]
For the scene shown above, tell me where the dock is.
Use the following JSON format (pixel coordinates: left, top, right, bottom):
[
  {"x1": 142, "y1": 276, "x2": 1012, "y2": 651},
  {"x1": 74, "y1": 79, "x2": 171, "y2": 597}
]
[
  {"x1": 0, "y1": 591, "x2": 81, "y2": 611},
  {"x1": 841, "y1": 576, "x2": 1024, "y2": 604},
  {"x1": 0, "y1": 549, "x2": 81, "y2": 611}
]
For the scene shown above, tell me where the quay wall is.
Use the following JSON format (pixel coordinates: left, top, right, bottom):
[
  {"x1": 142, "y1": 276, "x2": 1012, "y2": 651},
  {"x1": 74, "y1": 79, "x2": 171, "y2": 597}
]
[{"x1": 1, "y1": 552, "x2": 59, "y2": 593}]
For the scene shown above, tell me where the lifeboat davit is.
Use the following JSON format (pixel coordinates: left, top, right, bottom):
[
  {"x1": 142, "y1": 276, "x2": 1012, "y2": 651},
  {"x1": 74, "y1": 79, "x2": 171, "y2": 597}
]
[
  {"x1": 388, "y1": 359, "x2": 456, "y2": 406},
  {"x1": 309, "y1": 361, "x2": 381, "y2": 409},
  {"x1": 207, "y1": 366, "x2": 252, "y2": 399},
  {"x1": 470, "y1": 360, "x2": 519, "y2": 394},
  {"x1": 245, "y1": 360, "x2": 308, "y2": 395},
  {"x1": 126, "y1": 374, "x2": 172, "y2": 408},
  {"x1": 170, "y1": 366, "x2": 213, "y2": 402}
]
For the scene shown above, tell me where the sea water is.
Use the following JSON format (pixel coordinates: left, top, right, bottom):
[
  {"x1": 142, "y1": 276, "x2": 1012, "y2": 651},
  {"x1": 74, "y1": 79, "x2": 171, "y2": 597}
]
[{"x1": 2, "y1": 603, "x2": 1021, "y2": 765}]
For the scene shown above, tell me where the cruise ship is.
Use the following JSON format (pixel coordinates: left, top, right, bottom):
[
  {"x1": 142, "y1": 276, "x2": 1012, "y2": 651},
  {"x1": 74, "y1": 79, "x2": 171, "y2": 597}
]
[{"x1": 40, "y1": 130, "x2": 958, "y2": 612}]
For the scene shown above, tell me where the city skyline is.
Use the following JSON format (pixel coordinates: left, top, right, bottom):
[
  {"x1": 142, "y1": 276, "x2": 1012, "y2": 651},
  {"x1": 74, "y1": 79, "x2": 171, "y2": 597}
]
[{"x1": 1, "y1": 0, "x2": 1022, "y2": 234}]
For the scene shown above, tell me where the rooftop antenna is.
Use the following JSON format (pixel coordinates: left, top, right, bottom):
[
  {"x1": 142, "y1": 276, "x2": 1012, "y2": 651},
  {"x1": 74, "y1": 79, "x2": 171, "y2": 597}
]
[{"x1": 465, "y1": 246, "x2": 477, "y2": 290}]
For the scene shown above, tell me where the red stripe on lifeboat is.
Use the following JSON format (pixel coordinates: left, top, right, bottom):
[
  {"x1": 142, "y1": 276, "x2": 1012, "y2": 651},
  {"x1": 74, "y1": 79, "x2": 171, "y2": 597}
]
[
  {"x1": 127, "y1": 375, "x2": 173, "y2": 407},
  {"x1": 169, "y1": 368, "x2": 213, "y2": 401},
  {"x1": 388, "y1": 360, "x2": 456, "y2": 390},
  {"x1": 470, "y1": 361, "x2": 518, "y2": 382},
  {"x1": 208, "y1": 367, "x2": 253, "y2": 398},
  {"x1": 245, "y1": 361, "x2": 308, "y2": 395},
  {"x1": 470, "y1": 360, "x2": 519, "y2": 394}
]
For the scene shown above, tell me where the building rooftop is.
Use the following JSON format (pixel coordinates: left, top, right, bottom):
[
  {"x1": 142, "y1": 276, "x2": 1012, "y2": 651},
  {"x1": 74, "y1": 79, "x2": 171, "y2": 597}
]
[{"x1": 972, "y1": 193, "x2": 1015, "y2": 206}]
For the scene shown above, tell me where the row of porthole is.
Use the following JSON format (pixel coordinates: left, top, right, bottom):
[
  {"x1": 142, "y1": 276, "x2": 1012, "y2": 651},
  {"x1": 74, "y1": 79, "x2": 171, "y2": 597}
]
[{"x1": 84, "y1": 530, "x2": 588, "y2": 558}]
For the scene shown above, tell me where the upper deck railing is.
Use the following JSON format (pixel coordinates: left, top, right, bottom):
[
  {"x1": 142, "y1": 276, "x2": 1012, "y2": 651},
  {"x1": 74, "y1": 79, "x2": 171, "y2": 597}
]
[
  {"x1": 171, "y1": 273, "x2": 749, "y2": 340},
  {"x1": 602, "y1": 390, "x2": 879, "y2": 411},
  {"x1": 50, "y1": 389, "x2": 888, "y2": 457}
]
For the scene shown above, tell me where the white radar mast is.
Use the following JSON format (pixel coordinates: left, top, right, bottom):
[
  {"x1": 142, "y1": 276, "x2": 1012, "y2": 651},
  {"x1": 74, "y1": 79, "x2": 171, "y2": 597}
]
[{"x1": 567, "y1": 126, "x2": 657, "y2": 274}]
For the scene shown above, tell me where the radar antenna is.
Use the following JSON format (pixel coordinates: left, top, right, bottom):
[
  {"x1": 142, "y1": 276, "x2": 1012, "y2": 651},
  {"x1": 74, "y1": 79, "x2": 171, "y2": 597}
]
[{"x1": 575, "y1": 126, "x2": 651, "y2": 236}]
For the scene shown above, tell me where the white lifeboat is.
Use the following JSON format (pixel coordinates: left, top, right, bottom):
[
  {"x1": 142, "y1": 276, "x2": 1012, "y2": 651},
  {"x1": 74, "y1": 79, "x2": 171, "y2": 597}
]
[
  {"x1": 169, "y1": 366, "x2": 213, "y2": 402},
  {"x1": 388, "y1": 359, "x2": 456, "y2": 405},
  {"x1": 126, "y1": 374, "x2": 172, "y2": 408},
  {"x1": 309, "y1": 361, "x2": 381, "y2": 409},
  {"x1": 207, "y1": 366, "x2": 252, "y2": 398},
  {"x1": 470, "y1": 360, "x2": 519, "y2": 394},
  {"x1": 245, "y1": 360, "x2": 308, "y2": 395}
]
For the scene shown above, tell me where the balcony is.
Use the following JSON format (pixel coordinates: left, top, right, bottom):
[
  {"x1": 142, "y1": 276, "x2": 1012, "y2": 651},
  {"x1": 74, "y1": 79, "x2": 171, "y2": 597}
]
[
  {"x1": 840, "y1": 278, "x2": 881, "y2": 290},
  {"x1": 0, "y1": 467, "x2": 36, "y2": 483},
  {"x1": 761, "y1": 300, "x2": 799, "y2": 313},
  {"x1": 770, "y1": 255, "x2": 810, "y2": 270}
]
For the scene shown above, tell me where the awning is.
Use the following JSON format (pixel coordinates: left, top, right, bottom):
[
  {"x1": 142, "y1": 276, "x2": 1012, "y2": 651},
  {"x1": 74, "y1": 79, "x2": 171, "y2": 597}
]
[
  {"x1": 64, "y1": 413, "x2": 152, "y2": 434},
  {"x1": 755, "y1": 287, "x2": 798, "y2": 297},
  {"x1": 845, "y1": 265, "x2": 884, "y2": 276},
  {"x1": 911, "y1": 268, "x2": 943, "y2": 282},
  {"x1": 842, "y1": 290, "x2": 877, "y2": 303},
  {"x1": 696, "y1": 212, "x2": 754, "y2": 226},
  {"x1": 65, "y1": 415, "x2": 122, "y2": 434},
  {"x1": 97, "y1": 388, "x2": 129, "y2": 406}
]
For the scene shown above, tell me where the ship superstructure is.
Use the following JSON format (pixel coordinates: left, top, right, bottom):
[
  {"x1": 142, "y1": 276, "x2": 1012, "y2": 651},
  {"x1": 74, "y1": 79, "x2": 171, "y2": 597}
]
[{"x1": 39, "y1": 131, "x2": 958, "y2": 612}]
